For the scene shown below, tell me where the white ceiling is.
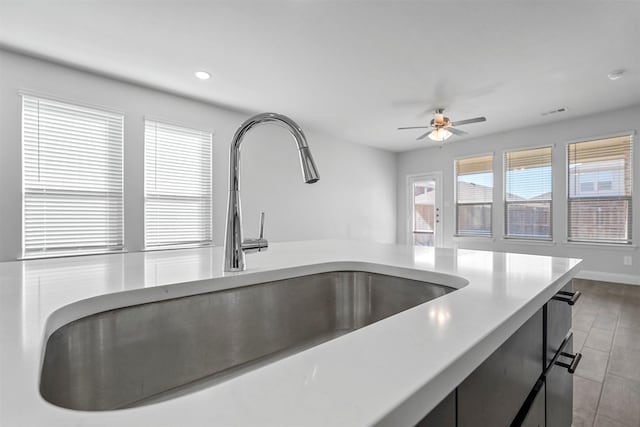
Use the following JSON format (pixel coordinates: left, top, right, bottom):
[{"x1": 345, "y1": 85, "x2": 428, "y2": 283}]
[{"x1": 1, "y1": 0, "x2": 639, "y2": 152}]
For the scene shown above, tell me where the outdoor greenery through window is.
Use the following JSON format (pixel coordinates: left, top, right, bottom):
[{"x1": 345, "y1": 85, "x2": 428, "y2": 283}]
[
  {"x1": 455, "y1": 154, "x2": 493, "y2": 236},
  {"x1": 504, "y1": 146, "x2": 552, "y2": 239},
  {"x1": 568, "y1": 135, "x2": 633, "y2": 244}
]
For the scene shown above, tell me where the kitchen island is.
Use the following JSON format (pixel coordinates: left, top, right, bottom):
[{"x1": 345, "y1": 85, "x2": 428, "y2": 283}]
[{"x1": 0, "y1": 240, "x2": 581, "y2": 426}]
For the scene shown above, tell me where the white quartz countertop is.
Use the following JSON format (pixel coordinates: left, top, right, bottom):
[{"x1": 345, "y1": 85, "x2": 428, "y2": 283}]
[{"x1": 0, "y1": 240, "x2": 581, "y2": 427}]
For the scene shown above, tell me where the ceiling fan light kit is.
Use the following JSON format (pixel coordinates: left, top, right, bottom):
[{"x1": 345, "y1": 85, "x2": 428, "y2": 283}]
[
  {"x1": 428, "y1": 127, "x2": 453, "y2": 141},
  {"x1": 398, "y1": 108, "x2": 487, "y2": 142}
]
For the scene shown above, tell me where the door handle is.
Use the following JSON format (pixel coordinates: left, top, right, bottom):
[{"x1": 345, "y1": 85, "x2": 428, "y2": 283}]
[
  {"x1": 555, "y1": 351, "x2": 582, "y2": 374},
  {"x1": 545, "y1": 332, "x2": 582, "y2": 375},
  {"x1": 551, "y1": 290, "x2": 581, "y2": 306},
  {"x1": 542, "y1": 331, "x2": 582, "y2": 377}
]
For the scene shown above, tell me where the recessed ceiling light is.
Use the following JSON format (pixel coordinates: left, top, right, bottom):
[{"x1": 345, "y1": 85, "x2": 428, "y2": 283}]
[
  {"x1": 195, "y1": 71, "x2": 211, "y2": 80},
  {"x1": 607, "y1": 69, "x2": 625, "y2": 81}
]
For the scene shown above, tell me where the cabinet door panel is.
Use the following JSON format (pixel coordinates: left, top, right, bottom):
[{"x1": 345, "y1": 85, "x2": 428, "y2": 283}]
[
  {"x1": 546, "y1": 281, "x2": 573, "y2": 367},
  {"x1": 415, "y1": 391, "x2": 455, "y2": 427},
  {"x1": 458, "y1": 309, "x2": 543, "y2": 427},
  {"x1": 546, "y1": 336, "x2": 573, "y2": 427},
  {"x1": 521, "y1": 382, "x2": 546, "y2": 427}
]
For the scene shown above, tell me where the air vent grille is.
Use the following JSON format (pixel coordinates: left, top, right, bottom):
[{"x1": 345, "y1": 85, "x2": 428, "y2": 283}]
[{"x1": 541, "y1": 107, "x2": 567, "y2": 116}]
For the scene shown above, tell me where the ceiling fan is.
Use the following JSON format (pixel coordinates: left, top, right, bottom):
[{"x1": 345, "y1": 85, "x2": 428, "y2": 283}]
[{"x1": 398, "y1": 108, "x2": 486, "y2": 141}]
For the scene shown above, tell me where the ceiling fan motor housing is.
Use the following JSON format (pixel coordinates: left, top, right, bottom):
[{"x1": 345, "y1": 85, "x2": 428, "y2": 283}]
[{"x1": 432, "y1": 113, "x2": 450, "y2": 127}]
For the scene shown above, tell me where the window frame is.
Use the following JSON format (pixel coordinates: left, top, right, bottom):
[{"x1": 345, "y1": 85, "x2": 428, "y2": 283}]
[
  {"x1": 143, "y1": 118, "x2": 214, "y2": 250},
  {"x1": 407, "y1": 172, "x2": 443, "y2": 247},
  {"x1": 21, "y1": 94, "x2": 125, "y2": 259},
  {"x1": 454, "y1": 152, "x2": 495, "y2": 238},
  {"x1": 502, "y1": 145, "x2": 554, "y2": 241},
  {"x1": 565, "y1": 132, "x2": 634, "y2": 245}
]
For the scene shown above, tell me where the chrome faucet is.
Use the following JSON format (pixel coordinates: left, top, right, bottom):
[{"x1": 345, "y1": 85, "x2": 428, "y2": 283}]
[{"x1": 224, "y1": 113, "x2": 320, "y2": 272}]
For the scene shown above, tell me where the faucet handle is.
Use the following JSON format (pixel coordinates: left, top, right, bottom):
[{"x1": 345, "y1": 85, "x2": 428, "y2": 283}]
[{"x1": 242, "y1": 212, "x2": 268, "y2": 254}]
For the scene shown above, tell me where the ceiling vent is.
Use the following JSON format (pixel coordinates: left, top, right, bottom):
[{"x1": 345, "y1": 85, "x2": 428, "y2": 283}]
[{"x1": 541, "y1": 107, "x2": 567, "y2": 116}]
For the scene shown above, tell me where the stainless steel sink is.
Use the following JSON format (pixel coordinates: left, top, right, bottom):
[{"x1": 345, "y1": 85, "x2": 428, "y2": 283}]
[{"x1": 40, "y1": 271, "x2": 454, "y2": 411}]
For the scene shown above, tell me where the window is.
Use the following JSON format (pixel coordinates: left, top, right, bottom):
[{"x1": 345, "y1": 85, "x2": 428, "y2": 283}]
[
  {"x1": 504, "y1": 146, "x2": 552, "y2": 239},
  {"x1": 22, "y1": 96, "x2": 124, "y2": 258},
  {"x1": 598, "y1": 181, "x2": 613, "y2": 191},
  {"x1": 144, "y1": 120, "x2": 212, "y2": 249},
  {"x1": 455, "y1": 154, "x2": 493, "y2": 236},
  {"x1": 568, "y1": 135, "x2": 633, "y2": 244},
  {"x1": 580, "y1": 182, "x2": 594, "y2": 192}
]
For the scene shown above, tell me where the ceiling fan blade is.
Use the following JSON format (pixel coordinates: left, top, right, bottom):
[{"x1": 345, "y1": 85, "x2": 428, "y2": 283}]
[
  {"x1": 416, "y1": 131, "x2": 432, "y2": 140},
  {"x1": 450, "y1": 116, "x2": 486, "y2": 126},
  {"x1": 398, "y1": 126, "x2": 430, "y2": 130},
  {"x1": 447, "y1": 127, "x2": 468, "y2": 136}
]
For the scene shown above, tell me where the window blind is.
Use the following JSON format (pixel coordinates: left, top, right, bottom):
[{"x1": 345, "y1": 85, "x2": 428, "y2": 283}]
[
  {"x1": 568, "y1": 135, "x2": 633, "y2": 244},
  {"x1": 504, "y1": 146, "x2": 552, "y2": 239},
  {"x1": 22, "y1": 96, "x2": 124, "y2": 258},
  {"x1": 455, "y1": 154, "x2": 493, "y2": 236},
  {"x1": 144, "y1": 120, "x2": 212, "y2": 249}
]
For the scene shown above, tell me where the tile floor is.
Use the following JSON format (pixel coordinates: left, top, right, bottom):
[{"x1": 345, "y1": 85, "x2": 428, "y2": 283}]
[{"x1": 572, "y1": 279, "x2": 640, "y2": 427}]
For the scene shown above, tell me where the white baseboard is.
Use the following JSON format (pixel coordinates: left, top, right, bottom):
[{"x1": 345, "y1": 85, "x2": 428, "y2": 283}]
[{"x1": 575, "y1": 270, "x2": 640, "y2": 286}]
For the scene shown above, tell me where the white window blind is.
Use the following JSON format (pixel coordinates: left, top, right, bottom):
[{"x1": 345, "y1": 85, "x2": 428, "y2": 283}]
[
  {"x1": 22, "y1": 96, "x2": 124, "y2": 258},
  {"x1": 504, "y1": 146, "x2": 553, "y2": 239},
  {"x1": 144, "y1": 120, "x2": 212, "y2": 249},
  {"x1": 455, "y1": 154, "x2": 493, "y2": 236},
  {"x1": 568, "y1": 135, "x2": 633, "y2": 244}
]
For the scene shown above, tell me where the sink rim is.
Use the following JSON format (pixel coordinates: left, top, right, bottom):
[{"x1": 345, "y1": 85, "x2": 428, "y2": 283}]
[
  {"x1": 39, "y1": 267, "x2": 463, "y2": 411},
  {"x1": 41, "y1": 261, "x2": 468, "y2": 346}
]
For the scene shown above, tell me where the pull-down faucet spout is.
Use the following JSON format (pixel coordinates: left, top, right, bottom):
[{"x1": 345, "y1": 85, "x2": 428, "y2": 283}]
[{"x1": 224, "y1": 113, "x2": 320, "y2": 272}]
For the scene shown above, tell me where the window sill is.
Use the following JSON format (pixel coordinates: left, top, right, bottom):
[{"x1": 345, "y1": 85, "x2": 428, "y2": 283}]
[
  {"x1": 453, "y1": 235, "x2": 495, "y2": 242},
  {"x1": 502, "y1": 238, "x2": 556, "y2": 246},
  {"x1": 20, "y1": 248, "x2": 128, "y2": 261},
  {"x1": 562, "y1": 241, "x2": 637, "y2": 250},
  {"x1": 143, "y1": 243, "x2": 215, "y2": 252}
]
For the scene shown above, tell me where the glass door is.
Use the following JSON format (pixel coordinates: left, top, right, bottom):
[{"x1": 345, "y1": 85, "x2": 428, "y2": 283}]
[{"x1": 408, "y1": 173, "x2": 442, "y2": 247}]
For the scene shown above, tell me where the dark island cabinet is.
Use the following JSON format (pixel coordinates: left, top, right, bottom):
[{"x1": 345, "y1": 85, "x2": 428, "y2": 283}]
[
  {"x1": 457, "y1": 309, "x2": 543, "y2": 427},
  {"x1": 415, "y1": 280, "x2": 581, "y2": 427},
  {"x1": 415, "y1": 391, "x2": 455, "y2": 427}
]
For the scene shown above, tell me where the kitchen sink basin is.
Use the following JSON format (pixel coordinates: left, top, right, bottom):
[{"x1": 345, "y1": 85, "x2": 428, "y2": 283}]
[{"x1": 40, "y1": 270, "x2": 454, "y2": 411}]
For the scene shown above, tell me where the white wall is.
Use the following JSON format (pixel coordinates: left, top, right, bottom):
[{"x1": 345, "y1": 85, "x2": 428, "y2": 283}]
[
  {"x1": 397, "y1": 106, "x2": 640, "y2": 285},
  {"x1": 0, "y1": 49, "x2": 397, "y2": 262}
]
